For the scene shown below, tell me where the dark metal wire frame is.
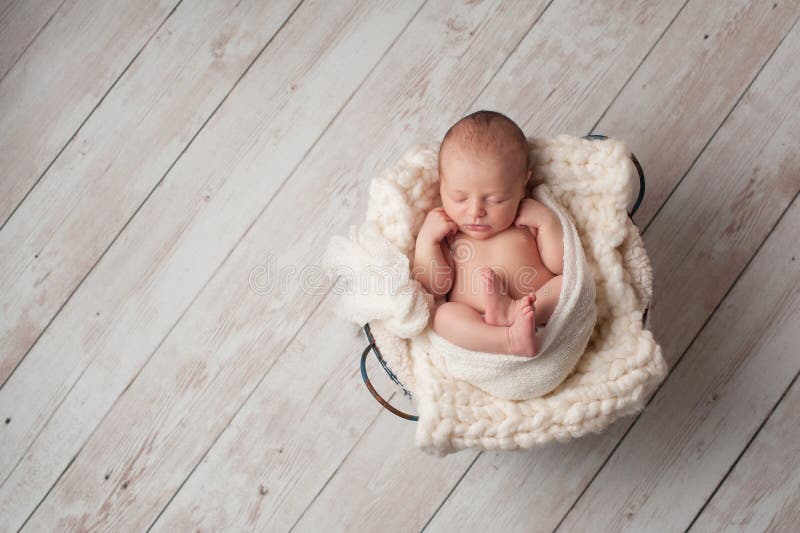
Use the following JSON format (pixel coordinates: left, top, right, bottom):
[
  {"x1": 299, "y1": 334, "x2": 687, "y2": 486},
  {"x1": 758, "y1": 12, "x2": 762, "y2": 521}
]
[{"x1": 359, "y1": 134, "x2": 647, "y2": 422}]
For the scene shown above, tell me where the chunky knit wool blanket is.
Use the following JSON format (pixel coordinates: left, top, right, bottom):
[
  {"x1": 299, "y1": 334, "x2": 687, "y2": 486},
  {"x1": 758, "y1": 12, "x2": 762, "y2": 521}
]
[{"x1": 323, "y1": 134, "x2": 667, "y2": 456}]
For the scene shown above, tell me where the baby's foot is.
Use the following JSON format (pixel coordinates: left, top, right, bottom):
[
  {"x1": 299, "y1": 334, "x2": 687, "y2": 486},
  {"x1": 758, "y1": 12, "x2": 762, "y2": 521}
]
[
  {"x1": 482, "y1": 267, "x2": 516, "y2": 326},
  {"x1": 506, "y1": 296, "x2": 538, "y2": 357}
]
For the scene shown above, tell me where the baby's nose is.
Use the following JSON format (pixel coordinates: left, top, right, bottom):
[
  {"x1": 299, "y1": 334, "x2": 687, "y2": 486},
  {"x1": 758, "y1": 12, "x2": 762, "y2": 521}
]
[{"x1": 468, "y1": 201, "x2": 485, "y2": 216}]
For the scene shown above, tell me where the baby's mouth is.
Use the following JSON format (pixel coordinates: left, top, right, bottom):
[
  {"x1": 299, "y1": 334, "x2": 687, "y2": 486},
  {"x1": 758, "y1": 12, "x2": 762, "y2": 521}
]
[{"x1": 463, "y1": 223, "x2": 491, "y2": 231}]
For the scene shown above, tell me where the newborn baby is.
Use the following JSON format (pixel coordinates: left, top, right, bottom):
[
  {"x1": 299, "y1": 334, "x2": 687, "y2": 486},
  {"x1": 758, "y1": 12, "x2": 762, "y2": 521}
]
[{"x1": 412, "y1": 111, "x2": 564, "y2": 357}]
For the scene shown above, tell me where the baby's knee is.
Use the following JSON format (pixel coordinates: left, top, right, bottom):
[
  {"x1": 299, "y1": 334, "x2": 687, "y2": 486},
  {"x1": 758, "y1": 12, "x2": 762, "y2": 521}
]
[
  {"x1": 432, "y1": 301, "x2": 456, "y2": 325},
  {"x1": 433, "y1": 301, "x2": 480, "y2": 331},
  {"x1": 432, "y1": 302, "x2": 458, "y2": 335},
  {"x1": 538, "y1": 275, "x2": 562, "y2": 299}
]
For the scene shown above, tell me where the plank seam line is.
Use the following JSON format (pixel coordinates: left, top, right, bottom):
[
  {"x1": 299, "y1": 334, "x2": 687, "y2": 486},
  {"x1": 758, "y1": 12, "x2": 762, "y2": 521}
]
[
  {"x1": 686, "y1": 369, "x2": 800, "y2": 531},
  {"x1": 17, "y1": 449, "x2": 80, "y2": 530},
  {"x1": 684, "y1": 208, "x2": 800, "y2": 533},
  {"x1": 469, "y1": 0, "x2": 557, "y2": 107},
  {"x1": 322, "y1": 9, "x2": 800, "y2": 532},
  {"x1": 0, "y1": 0, "x2": 183, "y2": 233},
  {"x1": 640, "y1": 13, "x2": 800, "y2": 235},
  {"x1": 287, "y1": 388, "x2": 400, "y2": 533},
  {"x1": 420, "y1": 451, "x2": 483, "y2": 532},
  {"x1": 147, "y1": 288, "x2": 332, "y2": 532},
  {"x1": 1, "y1": 0, "x2": 188, "y2": 396},
  {"x1": 588, "y1": 0, "x2": 691, "y2": 135},
  {"x1": 0, "y1": 0, "x2": 69, "y2": 85}
]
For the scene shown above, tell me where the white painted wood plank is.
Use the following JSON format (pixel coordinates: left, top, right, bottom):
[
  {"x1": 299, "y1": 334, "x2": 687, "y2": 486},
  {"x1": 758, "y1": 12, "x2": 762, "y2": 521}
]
[
  {"x1": 599, "y1": 0, "x2": 800, "y2": 226},
  {"x1": 0, "y1": 0, "x2": 300, "y2": 385},
  {"x1": 295, "y1": 2, "x2": 800, "y2": 532},
  {"x1": 0, "y1": 0, "x2": 62, "y2": 80},
  {"x1": 690, "y1": 372, "x2": 800, "y2": 532},
  {"x1": 430, "y1": 14, "x2": 800, "y2": 533},
  {"x1": 0, "y1": 1, "x2": 422, "y2": 529},
  {"x1": 148, "y1": 296, "x2": 417, "y2": 531},
  {"x1": 0, "y1": 0, "x2": 179, "y2": 226}
]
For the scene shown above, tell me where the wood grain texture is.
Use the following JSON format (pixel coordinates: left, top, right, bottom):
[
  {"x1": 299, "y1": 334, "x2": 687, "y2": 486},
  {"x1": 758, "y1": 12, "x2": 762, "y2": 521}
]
[
  {"x1": 0, "y1": 0, "x2": 63, "y2": 81},
  {"x1": 151, "y1": 295, "x2": 414, "y2": 531},
  {"x1": 0, "y1": 0, "x2": 181, "y2": 226},
  {"x1": 0, "y1": 0, "x2": 302, "y2": 486},
  {"x1": 690, "y1": 366, "x2": 800, "y2": 532},
  {"x1": 0, "y1": 0, "x2": 299, "y2": 386},
  {"x1": 600, "y1": 0, "x2": 800, "y2": 227}
]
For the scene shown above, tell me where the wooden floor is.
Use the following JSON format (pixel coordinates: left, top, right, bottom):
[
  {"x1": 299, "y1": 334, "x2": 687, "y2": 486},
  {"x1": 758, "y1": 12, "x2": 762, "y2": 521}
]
[{"x1": 1, "y1": 0, "x2": 798, "y2": 531}]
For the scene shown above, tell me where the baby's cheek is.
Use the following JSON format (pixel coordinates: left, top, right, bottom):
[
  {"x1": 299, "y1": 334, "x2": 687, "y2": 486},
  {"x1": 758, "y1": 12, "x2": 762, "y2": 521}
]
[
  {"x1": 498, "y1": 207, "x2": 517, "y2": 226},
  {"x1": 439, "y1": 203, "x2": 456, "y2": 220}
]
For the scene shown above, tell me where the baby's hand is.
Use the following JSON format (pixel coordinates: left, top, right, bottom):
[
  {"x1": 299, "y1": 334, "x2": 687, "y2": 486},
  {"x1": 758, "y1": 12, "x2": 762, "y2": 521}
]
[{"x1": 418, "y1": 207, "x2": 458, "y2": 244}]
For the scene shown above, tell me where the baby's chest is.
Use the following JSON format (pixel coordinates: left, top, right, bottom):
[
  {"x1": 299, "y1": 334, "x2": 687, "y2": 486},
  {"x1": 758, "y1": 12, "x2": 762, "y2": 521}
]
[{"x1": 449, "y1": 230, "x2": 549, "y2": 296}]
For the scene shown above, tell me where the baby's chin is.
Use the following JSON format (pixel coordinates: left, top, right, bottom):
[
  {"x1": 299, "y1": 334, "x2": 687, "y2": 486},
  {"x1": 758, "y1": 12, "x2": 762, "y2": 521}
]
[{"x1": 458, "y1": 224, "x2": 510, "y2": 239}]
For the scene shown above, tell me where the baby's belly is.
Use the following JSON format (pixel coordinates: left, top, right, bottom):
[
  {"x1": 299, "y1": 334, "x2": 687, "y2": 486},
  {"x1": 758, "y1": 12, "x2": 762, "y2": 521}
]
[{"x1": 447, "y1": 227, "x2": 555, "y2": 313}]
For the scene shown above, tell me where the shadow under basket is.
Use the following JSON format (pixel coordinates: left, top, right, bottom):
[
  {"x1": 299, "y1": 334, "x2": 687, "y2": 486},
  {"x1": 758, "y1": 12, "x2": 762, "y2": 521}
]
[{"x1": 360, "y1": 134, "x2": 649, "y2": 422}]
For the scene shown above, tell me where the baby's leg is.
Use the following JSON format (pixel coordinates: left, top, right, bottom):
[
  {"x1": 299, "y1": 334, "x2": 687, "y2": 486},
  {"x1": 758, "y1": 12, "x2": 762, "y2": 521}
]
[
  {"x1": 481, "y1": 267, "x2": 536, "y2": 327},
  {"x1": 533, "y1": 275, "x2": 562, "y2": 326},
  {"x1": 433, "y1": 300, "x2": 537, "y2": 357}
]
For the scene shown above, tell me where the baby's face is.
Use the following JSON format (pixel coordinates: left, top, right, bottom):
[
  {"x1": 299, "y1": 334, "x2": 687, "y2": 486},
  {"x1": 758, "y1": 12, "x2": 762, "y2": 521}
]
[{"x1": 439, "y1": 148, "x2": 530, "y2": 240}]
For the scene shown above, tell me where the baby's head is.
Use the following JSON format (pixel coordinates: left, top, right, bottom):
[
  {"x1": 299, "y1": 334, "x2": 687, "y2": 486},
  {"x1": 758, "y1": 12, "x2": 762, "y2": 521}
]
[{"x1": 438, "y1": 110, "x2": 531, "y2": 240}]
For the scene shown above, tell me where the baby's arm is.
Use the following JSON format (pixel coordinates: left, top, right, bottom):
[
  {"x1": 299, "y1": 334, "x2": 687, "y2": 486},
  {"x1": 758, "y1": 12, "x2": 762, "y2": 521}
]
[
  {"x1": 514, "y1": 198, "x2": 564, "y2": 275},
  {"x1": 412, "y1": 208, "x2": 457, "y2": 296}
]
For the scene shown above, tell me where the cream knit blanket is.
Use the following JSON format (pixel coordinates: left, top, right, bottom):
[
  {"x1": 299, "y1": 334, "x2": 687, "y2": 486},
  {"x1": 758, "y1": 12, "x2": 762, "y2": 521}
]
[{"x1": 324, "y1": 135, "x2": 667, "y2": 456}]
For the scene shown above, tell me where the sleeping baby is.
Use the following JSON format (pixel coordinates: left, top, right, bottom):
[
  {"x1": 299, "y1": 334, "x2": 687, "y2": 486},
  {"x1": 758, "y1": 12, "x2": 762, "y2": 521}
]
[{"x1": 412, "y1": 110, "x2": 564, "y2": 358}]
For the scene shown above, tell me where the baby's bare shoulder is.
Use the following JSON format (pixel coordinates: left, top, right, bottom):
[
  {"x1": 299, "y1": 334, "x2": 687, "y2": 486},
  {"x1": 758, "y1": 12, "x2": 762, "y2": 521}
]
[
  {"x1": 519, "y1": 197, "x2": 558, "y2": 226},
  {"x1": 522, "y1": 197, "x2": 554, "y2": 215}
]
